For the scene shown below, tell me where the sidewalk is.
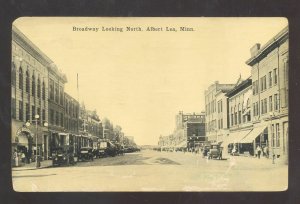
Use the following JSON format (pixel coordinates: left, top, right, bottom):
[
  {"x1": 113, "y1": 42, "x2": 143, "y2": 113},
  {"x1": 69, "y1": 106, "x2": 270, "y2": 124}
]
[{"x1": 12, "y1": 160, "x2": 53, "y2": 171}]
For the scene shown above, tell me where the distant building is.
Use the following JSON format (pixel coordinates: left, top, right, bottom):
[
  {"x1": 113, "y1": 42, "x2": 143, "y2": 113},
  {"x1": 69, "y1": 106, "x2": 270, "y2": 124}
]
[
  {"x1": 204, "y1": 81, "x2": 235, "y2": 143},
  {"x1": 64, "y1": 92, "x2": 80, "y2": 153}
]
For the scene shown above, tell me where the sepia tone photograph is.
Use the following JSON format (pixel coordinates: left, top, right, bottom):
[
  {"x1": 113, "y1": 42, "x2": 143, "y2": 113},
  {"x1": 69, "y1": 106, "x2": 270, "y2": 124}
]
[{"x1": 11, "y1": 17, "x2": 288, "y2": 192}]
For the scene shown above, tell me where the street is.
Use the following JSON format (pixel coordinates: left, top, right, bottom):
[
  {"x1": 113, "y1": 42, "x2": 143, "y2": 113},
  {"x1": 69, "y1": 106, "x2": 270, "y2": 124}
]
[{"x1": 12, "y1": 150, "x2": 287, "y2": 192}]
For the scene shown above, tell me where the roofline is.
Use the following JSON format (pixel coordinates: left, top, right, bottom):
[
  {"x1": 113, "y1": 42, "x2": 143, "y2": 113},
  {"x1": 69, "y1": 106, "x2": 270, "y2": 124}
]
[{"x1": 246, "y1": 26, "x2": 288, "y2": 66}]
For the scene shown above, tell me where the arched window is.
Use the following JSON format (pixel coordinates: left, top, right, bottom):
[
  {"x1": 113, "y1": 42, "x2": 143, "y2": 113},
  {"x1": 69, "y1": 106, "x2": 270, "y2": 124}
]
[
  {"x1": 42, "y1": 81, "x2": 45, "y2": 100},
  {"x1": 32, "y1": 74, "x2": 35, "y2": 96},
  {"x1": 11, "y1": 63, "x2": 16, "y2": 86},
  {"x1": 19, "y1": 67, "x2": 23, "y2": 90},
  {"x1": 26, "y1": 70, "x2": 30, "y2": 93},
  {"x1": 37, "y1": 77, "x2": 41, "y2": 98}
]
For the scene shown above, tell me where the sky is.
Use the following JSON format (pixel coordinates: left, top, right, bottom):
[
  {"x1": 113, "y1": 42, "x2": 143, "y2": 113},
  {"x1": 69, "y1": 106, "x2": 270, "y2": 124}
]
[{"x1": 13, "y1": 17, "x2": 288, "y2": 145}]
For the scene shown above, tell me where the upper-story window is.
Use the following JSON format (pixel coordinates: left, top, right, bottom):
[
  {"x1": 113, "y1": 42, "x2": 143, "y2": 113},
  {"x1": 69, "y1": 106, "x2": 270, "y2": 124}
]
[
  {"x1": 268, "y1": 71, "x2": 272, "y2": 87},
  {"x1": 274, "y1": 68, "x2": 278, "y2": 84},
  {"x1": 31, "y1": 74, "x2": 35, "y2": 96},
  {"x1": 37, "y1": 77, "x2": 41, "y2": 98},
  {"x1": 260, "y1": 75, "x2": 267, "y2": 92},
  {"x1": 25, "y1": 70, "x2": 30, "y2": 93},
  {"x1": 55, "y1": 83, "x2": 59, "y2": 103},
  {"x1": 42, "y1": 81, "x2": 45, "y2": 100},
  {"x1": 50, "y1": 79, "x2": 54, "y2": 100},
  {"x1": 60, "y1": 86, "x2": 64, "y2": 105},
  {"x1": 12, "y1": 63, "x2": 16, "y2": 86},
  {"x1": 19, "y1": 67, "x2": 23, "y2": 90}
]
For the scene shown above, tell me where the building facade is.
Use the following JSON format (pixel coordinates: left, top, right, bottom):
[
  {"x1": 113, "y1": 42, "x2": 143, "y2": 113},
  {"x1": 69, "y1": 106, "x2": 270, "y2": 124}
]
[
  {"x1": 48, "y1": 63, "x2": 68, "y2": 157},
  {"x1": 205, "y1": 81, "x2": 235, "y2": 142},
  {"x1": 12, "y1": 25, "x2": 50, "y2": 160},
  {"x1": 223, "y1": 77, "x2": 254, "y2": 155},
  {"x1": 64, "y1": 92, "x2": 80, "y2": 153},
  {"x1": 246, "y1": 26, "x2": 288, "y2": 162}
]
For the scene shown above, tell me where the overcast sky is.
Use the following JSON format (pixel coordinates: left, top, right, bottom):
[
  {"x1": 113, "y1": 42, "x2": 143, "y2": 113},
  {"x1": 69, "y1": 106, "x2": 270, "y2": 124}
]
[{"x1": 13, "y1": 17, "x2": 288, "y2": 145}]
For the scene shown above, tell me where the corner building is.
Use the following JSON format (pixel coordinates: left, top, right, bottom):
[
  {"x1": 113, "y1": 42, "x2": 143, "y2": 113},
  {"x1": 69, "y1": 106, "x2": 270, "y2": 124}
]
[
  {"x1": 246, "y1": 26, "x2": 288, "y2": 163},
  {"x1": 11, "y1": 25, "x2": 50, "y2": 160}
]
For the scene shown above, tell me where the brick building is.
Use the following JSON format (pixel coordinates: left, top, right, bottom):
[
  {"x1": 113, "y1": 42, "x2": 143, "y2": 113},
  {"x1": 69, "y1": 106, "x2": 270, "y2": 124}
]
[
  {"x1": 204, "y1": 81, "x2": 235, "y2": 142},
  {"x1": 245, "y1": 26, "x2": 288, "y2": 162},
  {"x1": 48, "y1": 63, "x2": 68, "y2": 156},
  {"x1": 64, "y1": 92, "x2": 80, "y2": 153},
  {"x1": 11, "y1": 25, "x2": 50, "y2": 160}
]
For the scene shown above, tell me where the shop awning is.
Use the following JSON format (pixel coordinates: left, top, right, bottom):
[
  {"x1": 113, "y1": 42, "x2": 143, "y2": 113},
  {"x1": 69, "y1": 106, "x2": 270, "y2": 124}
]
[
  {"x1": 239, "y1": 126, "x2": 267, "y2": 144},
  {"x1": 221, "y1": 129, "x2": 252, "y2": 147}
]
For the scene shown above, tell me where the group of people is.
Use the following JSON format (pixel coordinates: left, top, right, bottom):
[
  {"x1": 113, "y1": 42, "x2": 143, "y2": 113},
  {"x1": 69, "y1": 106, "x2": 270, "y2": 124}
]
[
  {"x1": 13, "y1": 148, "x2": 32, "y2": 167},
  {"x1": 255, "y1": 145, "x2": 269, "y2": 159}
]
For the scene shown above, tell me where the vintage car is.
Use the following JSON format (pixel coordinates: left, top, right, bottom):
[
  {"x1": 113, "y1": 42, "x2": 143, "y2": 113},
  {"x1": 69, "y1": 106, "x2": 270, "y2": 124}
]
[
  {"x1": 201, "y1": 145, "x2": 211, "y2": 158},
  {"x1": 78, "y1": 147, "x2": 94, "y2": 161},
  {"x1": 95, "y1": 141, "x2": 118, "y2": 157},
  {"x1": 207, "y1": 144, "x2": 223, "y2": 160},
  {"x1": 52, "y1": 145, "x2": 76, "y2": 166}
]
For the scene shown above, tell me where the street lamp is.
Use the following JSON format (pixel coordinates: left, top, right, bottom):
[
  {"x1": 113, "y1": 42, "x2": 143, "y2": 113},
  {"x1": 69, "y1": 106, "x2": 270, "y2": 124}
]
[{"x1": 26, "y1": 114, "x2": 48, "y2": 168}]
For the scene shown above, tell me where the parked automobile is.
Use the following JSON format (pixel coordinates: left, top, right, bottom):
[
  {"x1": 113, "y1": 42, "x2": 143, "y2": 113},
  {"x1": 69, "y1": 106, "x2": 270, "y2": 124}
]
[
  {"x1": 207, "y1": 144, "x2": 223, "y2": 160},
  {"x1": 78, "y1": 147, "x2": 94, "y2": 161},
  {"x1": 202, "y1": 145, "x2": 211, "y2": 158},
  {"x1": 52, "y1": 145, "x2": 76, "y2": 166}
]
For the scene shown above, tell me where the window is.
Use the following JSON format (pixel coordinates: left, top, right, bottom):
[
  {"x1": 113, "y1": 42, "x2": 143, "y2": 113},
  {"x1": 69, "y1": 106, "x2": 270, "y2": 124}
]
[
  {"x1": 260, "y1": 76, "x2": 267, "y2": 91},
  {"x1": 55, "y1": 111, "x2": 59, "y2": 125},
  {"x1": 25, "y1": 70, "x2": 30, "y2": 93},
  {"x1": 60, "y1": 112, "x2": 63, "y2": 127},
  {"x1": 19, "y1": 101, "x2": 23, "y2": 121},
  {"x1": 42, "y1": 81, "x2": 45, "y2": 100},
  {"x1": 37, "y1": 107, "x2": 40, "y2": 123},
  {"x1": 50, "y1": 79, "x2": 54, "y2": 100},
  {"x1": 238, "y1": 110, "x2": 241, "y2": 124},
  {"x1": 234, "y1": 107, "x2": 237, "y2": 125},
  {"x1": 50, "y1": 109, "x2": 54, "y2": 124},
  {"x1": 271, "y1": 124, "x2": 275, "y2": 147},
  {"x1": 55, "y1": 83, "x2": 59, "y2": 103},
  {"x1": 264, "y1": 98, "x2": 267, "y2": 114},
  {"x1": 12, "y1": 63, "x2": 16, "y2": 86},
  {"x1": 269, "y1": 96, "x2": 273, "y2": 112},
  {"x1": 37, "y1": 78, "x2": 41, "y2": 98},
  {"x1": 261, "y1": 100, "x2": 264, "y2": 114},
  {"x1": 60, "y1": 86, "x2": 64, "y2": 105},
  {"x1": 19, "y1": 67, "x2": 23, "y2": 90},
  {"x1": 32, "y1": 74, "x2": 35, "y2": 96},
  {"x1": 11, "y1": 98, "x2": 16, "y2": 119},
  {"x1": 274, "y1": 68, "x2": 278, "y2": 84},
  {"x1": 31, "y1": 105, "x2": 35, "y2": 120},
  {"x1": 42, "y1": 109, "x2": 45, "y2": 121},
  {"x1": 274, "y1": 94, "x2": 279, "y2": 110},
  {"x1": 269, "y1": 71, "x2": 272, "y2": 87},
  {"x1": 25, "y1": 103, "x2": 29, "y2": 122},
  {"x1": 276, "y1": 123, "x2": 280, "y2": 147},
  {"x1": 253, "y1": 103, "x2": 256, "y2": 117},
  {"x1": 220, "y1": 100, "x2": 223, "y2": 112}
]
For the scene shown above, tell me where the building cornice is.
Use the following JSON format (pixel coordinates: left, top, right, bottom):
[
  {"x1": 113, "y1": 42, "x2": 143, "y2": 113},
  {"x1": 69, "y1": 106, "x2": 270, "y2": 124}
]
[{"x1": 246, "y1": 26, "x2": 288, "y2": 66}]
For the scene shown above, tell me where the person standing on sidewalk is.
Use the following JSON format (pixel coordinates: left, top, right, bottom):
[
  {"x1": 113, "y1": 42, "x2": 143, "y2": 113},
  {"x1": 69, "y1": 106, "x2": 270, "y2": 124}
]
[{"x1": 256, "y1": 145, "x2": 262, "y2": 159}]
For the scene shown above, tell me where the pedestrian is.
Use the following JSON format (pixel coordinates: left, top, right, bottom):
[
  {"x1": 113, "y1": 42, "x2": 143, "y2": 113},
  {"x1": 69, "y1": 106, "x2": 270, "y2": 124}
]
[
  {"x1": 256, "y1": 145, "x2": 262, "y2": 159},
  {"x1": 13, "y1": 149, "x2": 19, "y2": 167},
  {"x1": 21, "y1": 151, "x2": 26, "y2": 163},
  {"x1": 264, "y1": 146, "x2": 269, "y2": 158}
]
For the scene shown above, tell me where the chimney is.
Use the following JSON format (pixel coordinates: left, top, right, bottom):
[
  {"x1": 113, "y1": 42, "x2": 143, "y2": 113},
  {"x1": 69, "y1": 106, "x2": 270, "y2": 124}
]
[{"x1": 250, "y1": 43, "x2": 261, "y2": 57}]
